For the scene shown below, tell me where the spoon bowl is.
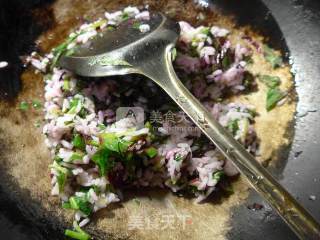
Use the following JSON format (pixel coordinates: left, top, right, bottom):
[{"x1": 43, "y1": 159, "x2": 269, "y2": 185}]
[{"x1": 59, "y1": 13, "x2": 179, "y2": 78}]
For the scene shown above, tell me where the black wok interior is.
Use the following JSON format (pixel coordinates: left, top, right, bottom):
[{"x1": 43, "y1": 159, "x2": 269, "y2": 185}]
[{"x1": 0, "y1": 0, "x2": 319, "y2": 239}]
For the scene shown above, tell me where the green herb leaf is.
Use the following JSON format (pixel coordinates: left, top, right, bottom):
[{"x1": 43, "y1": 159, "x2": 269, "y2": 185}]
[
  {"x1": 87, "y1": 140, "x2": 100, "y2": 147},
  {"x1": 51, "y1": 33, "x2": 80, "y2": 69},
  {"x1": 50, "y1": 161, "x2": 68, "y2": 174},
  {"x1": 263, "y1": 45, "x2": 283, "y2": 69},
  {"x1": 101, "y1": 133, "x2": 132, "y2": 154},
  {"x1": 19, "y1": 101, "x2": 29, "y2": 111},
  {"x1": 50, "y1": 161, "x2": 69, "y2": 192},
  {"x1": 174, "y1": 154, "x2": 183, "y2": 162},
  {"x1": 69, "y1": 151, "x2": 85, "y2": 162},
  {"x1": 78, "y1": 200, "x2": 91, "y2": 215},
  {"x1": 259, "y1": 75, "x2": 281, "y2": 89},
  {"x1": 122, "y1": 12, "x2": 129, "y2": 21},
  {"x1": 63, "y1": 78, "x2": 71, "y2": 91},
  {"x1": 97, "y1": 123, "x2": 106, "y2": 130},
  {"x1": 69, "y1": 196, "x2": 92, "y2": 216},
  {"x1": 212, "y1": 170, "x2": 225, "y2": 181},
  {"x1": 201, "y1": 27, "x2": 210, "y2": 35},
  {"x1": 145, "y1": 147, "x2": 158, "y2": 158},
  {"x1": 62, "y1": 202, "x2": 71, "y2": 209},
  {"x1": 92, "y1": 149, "x2": 112, "y2": 176},
  {"x1": 72, "y1": 134, "x2": 86, "y2": 150},
  {"x1": 57, "y1": 171, "x2": 67, "y2": 192},
  {"x1": 266, "y1": 88, "x2": 286, "y2": 111},
  {"x1": 227, "y1": 119, "x2": 239, "y2": 136},
  {"x1": 69, "y1": 197, "x2": 78, "y2": 209},
  {"x1": 68, "y1": 98, "x2": 81, "y2": 114},
  {"x1": 32, "y1": 99, "x2": 42, "y2": 110}
]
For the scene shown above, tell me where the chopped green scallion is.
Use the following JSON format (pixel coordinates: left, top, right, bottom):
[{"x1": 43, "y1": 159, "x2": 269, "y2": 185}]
[
  {"x1": 174, "y1": 154, "x2": 183, "y2": 162},
  {"x1": 145, "y1": 147, "x2": 158, "y2": 158},
  {"x1": 227, "y1": 119, "x2": 239, "y2": 136},
  {"x1": 212, "y1": 170, "x2": 225, "y2": 181},
  {"x1": 72, "y1": 134, "x2": 86, "y2": 150},
  {"x1": 69, "y1": 152, "x2": 85, "y2": 162},
  {"x1": 63, "y1": 78, "x2": 71, "y2": 91},
  {"x1": 19, "y1": 101, "x2": 29, "y2": 111},
  {"x1": 32, "y1": 99, "x2": 42, "y2": 110}
]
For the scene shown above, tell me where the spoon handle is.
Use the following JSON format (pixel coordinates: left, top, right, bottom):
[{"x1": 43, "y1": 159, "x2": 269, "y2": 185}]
[{"x1": 143, "y1": 45, "x2": 320, "y2": 239}]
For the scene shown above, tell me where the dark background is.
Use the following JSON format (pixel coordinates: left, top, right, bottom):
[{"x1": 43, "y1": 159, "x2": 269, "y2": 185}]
[{"x1": 0, "y1": 0, "x2": 319, "y2": 239}]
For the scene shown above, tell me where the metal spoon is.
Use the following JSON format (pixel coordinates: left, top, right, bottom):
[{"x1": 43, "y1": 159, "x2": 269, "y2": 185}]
[{"x1": 59, "y1": 13, "x2": 320, "y2": 239}]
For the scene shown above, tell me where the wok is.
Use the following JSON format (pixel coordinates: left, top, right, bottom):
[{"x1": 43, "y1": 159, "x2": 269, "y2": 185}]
[{"x1": 0, "y1": 0, "x2": 319, "y2": 239}]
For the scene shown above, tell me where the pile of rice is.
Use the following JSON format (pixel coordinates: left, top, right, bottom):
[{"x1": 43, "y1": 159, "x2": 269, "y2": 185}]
[{"x1": 30, "y1": 6, "x2": 259, "y2": 233}]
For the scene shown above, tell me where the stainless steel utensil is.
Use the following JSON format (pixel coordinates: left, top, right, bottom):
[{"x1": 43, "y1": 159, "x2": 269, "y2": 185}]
[{"x1": 58, "y1": 13, "x2": 320, "y2": 239}]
